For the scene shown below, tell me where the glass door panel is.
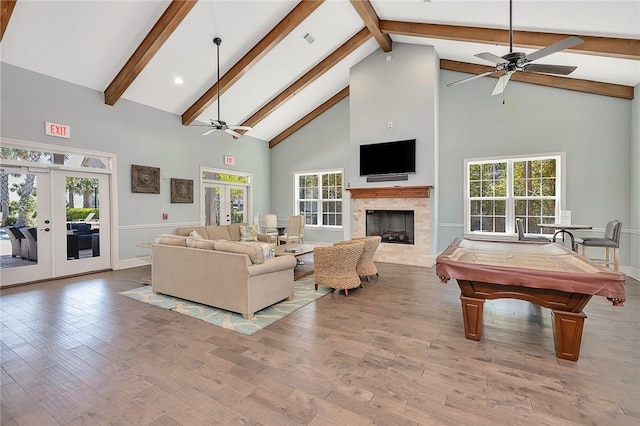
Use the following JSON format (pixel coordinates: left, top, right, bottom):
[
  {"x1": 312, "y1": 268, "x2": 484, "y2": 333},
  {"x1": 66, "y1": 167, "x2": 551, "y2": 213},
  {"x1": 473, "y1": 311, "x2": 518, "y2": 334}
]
[
  {"x1": 203, "y1": 184, "x2": 247, "y2": 225},
  {"x1": 0, "y1": 167, "x2": 52, "y2": 286}
]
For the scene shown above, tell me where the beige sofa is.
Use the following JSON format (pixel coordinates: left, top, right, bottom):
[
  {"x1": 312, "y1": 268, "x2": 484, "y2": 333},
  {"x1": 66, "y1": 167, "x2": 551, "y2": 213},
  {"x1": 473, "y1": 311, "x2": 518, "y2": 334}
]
[
  {"x1": 151, "y1": 226, "x2": 297, "y2": 319},
  {"x1": 173, "y1": 223, "x2": 270, "y2": 243}
]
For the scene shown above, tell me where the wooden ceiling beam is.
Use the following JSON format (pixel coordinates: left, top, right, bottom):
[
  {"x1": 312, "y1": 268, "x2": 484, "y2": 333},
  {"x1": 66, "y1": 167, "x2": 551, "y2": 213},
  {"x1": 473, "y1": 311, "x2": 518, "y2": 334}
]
[
  {"x1": 0, "y1": 0, "x2": 17, "y2": 42},
  {"x1": 269, "y1": 86, "x2": 349, "y2": 148},
  {"x1": 240, "y1": 28, "x2": 371, "y2": 131},
  {"x1": 181, "y1": 0, "x2": 324, "y2": 126},
  {"x1": 104, "y1": 0, "x2": 197, "y2": 106},
  {"x1": 441, "y1": 59, "x2": 634, "y2": 100},
  {"x1": 350, "y1": 0, "x2": 391, "y2": 52},
  {"x1": 381, "y1": 21, "x2": 640, "y2": 60}
]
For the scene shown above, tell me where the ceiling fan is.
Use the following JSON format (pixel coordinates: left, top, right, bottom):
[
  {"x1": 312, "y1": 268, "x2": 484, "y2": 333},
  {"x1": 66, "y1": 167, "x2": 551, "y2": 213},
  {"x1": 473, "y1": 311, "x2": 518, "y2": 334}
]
[
  {"x1": 447, "y1": 0, "x2": 583, "y2": 96},
  {"x1": 198, "y1": 37, "x2": 251, "y2": 138}
]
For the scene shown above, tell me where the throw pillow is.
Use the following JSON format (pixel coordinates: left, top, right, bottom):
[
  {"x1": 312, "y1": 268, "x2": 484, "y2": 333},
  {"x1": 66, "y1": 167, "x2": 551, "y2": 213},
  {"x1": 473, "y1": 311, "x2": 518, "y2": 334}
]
[
  {"x1": 261, "y1": 242, "x2": 275, "y2": 260},
  {"x1": 186, "y1": 236, "x2": 215, "y2": 250},
  {"x1": 189, "y1": 229, "x2": 203, "y2": 239},
  {"x1": 240, "y1": 224, "x2": 259, "y2": 242},
  {"x1": 214, "y1": 240, "x2": 265, "y2": 264},
  {"x1": 155, "y1": 234, "x2": 187, "y2": 247}
]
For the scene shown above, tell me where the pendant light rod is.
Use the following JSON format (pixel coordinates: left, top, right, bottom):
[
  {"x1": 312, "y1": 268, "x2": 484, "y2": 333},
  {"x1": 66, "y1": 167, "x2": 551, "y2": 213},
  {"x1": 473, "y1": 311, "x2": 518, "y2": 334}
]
[
  {"x1": 509, "y1": 0, "x2": 513, "y2": 53},
  {"x1": 213, "y1": 37, "x2": 222, "y2": 123}
]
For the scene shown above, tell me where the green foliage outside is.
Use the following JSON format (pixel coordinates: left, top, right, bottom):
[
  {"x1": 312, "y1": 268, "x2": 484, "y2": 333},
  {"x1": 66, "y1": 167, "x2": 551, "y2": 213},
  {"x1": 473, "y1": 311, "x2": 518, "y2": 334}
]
[{"x1": 66, "y1": 208, "x2": 99, "y2": 221}]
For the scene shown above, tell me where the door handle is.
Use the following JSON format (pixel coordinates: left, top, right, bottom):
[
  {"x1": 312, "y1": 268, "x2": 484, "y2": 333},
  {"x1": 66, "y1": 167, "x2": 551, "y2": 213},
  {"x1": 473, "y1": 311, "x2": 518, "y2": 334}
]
[{"x1": 42, "y1": 228, "x2": 50, "y2": 232}]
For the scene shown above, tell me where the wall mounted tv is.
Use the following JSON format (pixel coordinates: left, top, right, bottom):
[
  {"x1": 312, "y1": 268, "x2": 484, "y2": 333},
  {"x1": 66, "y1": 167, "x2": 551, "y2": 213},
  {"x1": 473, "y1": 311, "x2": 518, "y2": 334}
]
[{"x1": 359, "y1": 139, "x2": 416, "y2": 176}]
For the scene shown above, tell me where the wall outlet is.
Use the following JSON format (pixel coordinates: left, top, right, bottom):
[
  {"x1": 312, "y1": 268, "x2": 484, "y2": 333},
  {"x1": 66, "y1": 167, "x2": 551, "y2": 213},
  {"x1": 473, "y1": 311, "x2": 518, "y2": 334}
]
[{"x1": 387, "y1": 121, "x2": 393, "y2": 128}]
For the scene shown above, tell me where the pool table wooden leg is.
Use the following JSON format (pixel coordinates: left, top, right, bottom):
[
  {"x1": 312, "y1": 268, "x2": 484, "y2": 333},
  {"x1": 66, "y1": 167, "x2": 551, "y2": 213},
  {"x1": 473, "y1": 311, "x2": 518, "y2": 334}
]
[
  {"x1": 460, "y1": 295, "x2": 484, "y2": 341},
  {"x1": 551, "y1": 310, "x2": 587, "y2": 361}
]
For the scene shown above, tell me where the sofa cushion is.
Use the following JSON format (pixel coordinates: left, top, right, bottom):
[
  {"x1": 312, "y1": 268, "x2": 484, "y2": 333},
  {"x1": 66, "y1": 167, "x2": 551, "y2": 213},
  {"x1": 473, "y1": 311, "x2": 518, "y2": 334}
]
[
  {"x1": 155, "y1": 234, "x2": 187, "y2": 247},
  {"x1": 174, "y1": 226, "x2": 207, "y2": 238},
  {"x1": 227, "y1": 223, "x2": 243, "y2": 242},
  {"x1": 186, "y1": 236, "x2": 215, "y2": 250},
  {"x1": 204, "y1": 225, "x2": 232, "y2": 241},
  {"x1": 214, "y1": 240, "x2": 265, "y2": 264},
  {"x1": 240, "y1": 224, "x2": 259, "y2": 242}
]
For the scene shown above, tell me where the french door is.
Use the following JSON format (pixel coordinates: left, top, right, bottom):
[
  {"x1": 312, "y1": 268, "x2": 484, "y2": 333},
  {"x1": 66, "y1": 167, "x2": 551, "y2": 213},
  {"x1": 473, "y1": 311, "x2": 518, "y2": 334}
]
[
  {"x1": 203, "y1": 183, "x2": 247, "y2": 226},
  {"x1": 0, "y1": 168, "x2": 110, "y2": 286}
]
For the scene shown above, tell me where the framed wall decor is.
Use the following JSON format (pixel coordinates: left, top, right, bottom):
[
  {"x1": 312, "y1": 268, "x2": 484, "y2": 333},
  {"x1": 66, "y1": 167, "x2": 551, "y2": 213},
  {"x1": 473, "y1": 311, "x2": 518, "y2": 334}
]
[
  {"x1": 171, "y1": 178, "x2": 193, "y2": 203},
  {"x1": 131, "y1": 164, "x2": 160, "y2": 194}
]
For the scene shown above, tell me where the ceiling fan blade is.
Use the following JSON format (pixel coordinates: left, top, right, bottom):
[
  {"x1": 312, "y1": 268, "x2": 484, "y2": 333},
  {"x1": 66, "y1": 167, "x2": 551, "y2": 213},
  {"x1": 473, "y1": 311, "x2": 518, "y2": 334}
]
[
  {"x1": 227, "y1": 125, "x2": 252, "y2": 131},
  {"x1": 491, "y1": 71, "x2": 514, "y2": 96},
  {"x1": 475, "y1": 52, "x2": 507, "y2": 64},
  {"x1": 447, "y1": 70, "x2": 499, "y2": 87},
  {"x1": 201, "y1": 128, "x2": 216, "y2": 136},
  {"x1": 210, "y1": 120, "x2": 223, "y2": 127},
  {"x1": 225, "y1": 128, "x2": 243, "y2": 139},
  {"x1": 524, "y1": 36, "x2": 583, "y2": 62},
  {"x1": 523, "y1": 63, "x2": 577, "y2": 75}
]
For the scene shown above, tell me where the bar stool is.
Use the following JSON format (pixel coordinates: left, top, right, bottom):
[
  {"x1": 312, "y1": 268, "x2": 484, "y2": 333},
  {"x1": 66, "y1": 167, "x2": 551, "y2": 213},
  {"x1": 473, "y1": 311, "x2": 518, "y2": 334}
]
[{"x1": 575, "y1": 220, "x2": 622, "y2": 271}]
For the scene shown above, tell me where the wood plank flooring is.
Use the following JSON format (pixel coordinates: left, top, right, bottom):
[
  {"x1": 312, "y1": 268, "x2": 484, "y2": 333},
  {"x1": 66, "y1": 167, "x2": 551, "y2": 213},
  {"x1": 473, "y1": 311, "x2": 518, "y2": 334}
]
[{"x1": 1, "y1": 263, "x2": 638, "y2": 425}]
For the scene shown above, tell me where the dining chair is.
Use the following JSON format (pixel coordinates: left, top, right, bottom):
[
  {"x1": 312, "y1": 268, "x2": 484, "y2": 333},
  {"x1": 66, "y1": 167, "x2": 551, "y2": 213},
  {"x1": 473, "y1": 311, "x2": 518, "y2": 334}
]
[
  {"x1": 263, "y1": 214, "x2": 278, "y2": 242},
  {"x1": 575, "y1": 220, "x2": 622, "y2": 271},
  {"x1": 278, "y1": 215, "x2": 304, "y2": 245},
  {"x1": 516, "y1": 218, "x2": 550, "y2": 242}
]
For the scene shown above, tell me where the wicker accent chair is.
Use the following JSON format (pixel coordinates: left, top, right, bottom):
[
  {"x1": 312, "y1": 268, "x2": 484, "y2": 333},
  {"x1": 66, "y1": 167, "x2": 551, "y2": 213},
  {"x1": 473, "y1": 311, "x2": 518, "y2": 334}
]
[
  {"x1": 313, "y1": 240, "x2": 365, "y2": 297},
  {"x1": 336, "y1": 236, "x2": 381, "y2": 281}
]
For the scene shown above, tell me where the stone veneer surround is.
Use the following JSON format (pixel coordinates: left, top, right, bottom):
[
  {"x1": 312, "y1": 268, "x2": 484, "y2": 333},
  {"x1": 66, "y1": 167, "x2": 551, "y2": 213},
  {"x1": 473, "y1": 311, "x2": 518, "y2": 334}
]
[{"x1": 349, "y1": 187, "x2": 433, "y2": 267}]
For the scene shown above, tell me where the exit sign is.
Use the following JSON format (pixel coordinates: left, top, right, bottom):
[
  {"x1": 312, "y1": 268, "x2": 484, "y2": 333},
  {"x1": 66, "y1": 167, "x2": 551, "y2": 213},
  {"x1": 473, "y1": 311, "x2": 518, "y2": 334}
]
[
  {"x1": 224, "y1": 155, "x2": 235, "y2": 165},
  {"x1": 45, "y1": 121, "x2": 70, "y2": 139}
]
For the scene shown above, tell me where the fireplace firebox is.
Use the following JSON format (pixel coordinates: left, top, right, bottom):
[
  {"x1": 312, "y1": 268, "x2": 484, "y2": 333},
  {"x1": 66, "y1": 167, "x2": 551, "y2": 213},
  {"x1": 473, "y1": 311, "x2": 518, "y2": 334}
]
[{"x1": 366, "y1": 210, "x2": 414, "y2": 244}]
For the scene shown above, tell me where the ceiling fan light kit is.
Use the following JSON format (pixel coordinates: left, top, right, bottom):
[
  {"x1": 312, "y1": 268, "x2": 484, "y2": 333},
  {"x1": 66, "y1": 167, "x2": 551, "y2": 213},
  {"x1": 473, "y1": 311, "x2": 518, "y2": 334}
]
[
  {"x1": 447, "y1": 0, "x2": 583, "y2": 97},
  {"x1": 196, "y1": 37, "x2": 252, "y2": 139}
]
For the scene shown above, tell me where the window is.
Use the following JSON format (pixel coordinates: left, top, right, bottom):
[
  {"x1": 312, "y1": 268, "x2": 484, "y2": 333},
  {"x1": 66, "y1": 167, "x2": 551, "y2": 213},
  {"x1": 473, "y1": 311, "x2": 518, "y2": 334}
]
[
  {"x1": 295, "y1": 171, "x2": 343, "y2": 227},
  {"x1": 466, "y1": 155, "x2": 561, "y2": 236}
]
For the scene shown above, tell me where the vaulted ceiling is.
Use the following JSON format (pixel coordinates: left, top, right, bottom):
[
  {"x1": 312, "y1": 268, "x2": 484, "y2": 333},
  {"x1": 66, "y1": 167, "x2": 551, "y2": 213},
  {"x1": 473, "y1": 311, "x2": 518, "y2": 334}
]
[{"x1": 1, "y1": 1, "x2": 638, "y2": 148}]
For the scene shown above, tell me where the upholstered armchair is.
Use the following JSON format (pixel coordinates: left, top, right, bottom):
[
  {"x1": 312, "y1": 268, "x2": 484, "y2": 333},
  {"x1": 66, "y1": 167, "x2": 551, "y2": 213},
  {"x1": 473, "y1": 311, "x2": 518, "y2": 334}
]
[
  {"x1": 313, "y1": 239, "x2": 365, "y2": 297},
  {"x1": 278, "y1": 215, "x2": 304, "y2": 245},
  {"x1": 336, "y1": 236, "x2": 381, "y2": 281}
]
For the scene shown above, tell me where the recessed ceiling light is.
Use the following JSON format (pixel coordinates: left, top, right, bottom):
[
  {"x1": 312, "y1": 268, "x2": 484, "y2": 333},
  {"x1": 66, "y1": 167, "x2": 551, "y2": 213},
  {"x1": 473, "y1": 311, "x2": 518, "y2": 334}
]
[{"x1": 174, "y1": 76, "x2": 184, "y2": 85}]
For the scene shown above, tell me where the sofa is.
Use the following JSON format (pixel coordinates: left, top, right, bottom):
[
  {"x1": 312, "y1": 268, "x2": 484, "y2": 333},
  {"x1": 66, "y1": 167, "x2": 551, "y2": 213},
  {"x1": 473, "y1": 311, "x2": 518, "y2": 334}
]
[{"x1": 151, "y1": 226, "x2": 297, "y2": 319}]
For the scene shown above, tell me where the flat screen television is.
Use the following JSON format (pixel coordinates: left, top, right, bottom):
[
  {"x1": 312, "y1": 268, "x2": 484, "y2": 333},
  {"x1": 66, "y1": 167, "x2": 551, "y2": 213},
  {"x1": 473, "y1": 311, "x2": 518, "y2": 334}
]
[{"x1": 359, "y1": 139, "x2": 416, "y2": 176}]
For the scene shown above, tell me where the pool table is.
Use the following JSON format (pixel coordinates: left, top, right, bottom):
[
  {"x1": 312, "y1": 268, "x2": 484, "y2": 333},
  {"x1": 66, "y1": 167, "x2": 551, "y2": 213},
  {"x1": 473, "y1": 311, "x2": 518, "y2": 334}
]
[{"x1": 436, "y1": 238, "x2": 626, "y2": 361}]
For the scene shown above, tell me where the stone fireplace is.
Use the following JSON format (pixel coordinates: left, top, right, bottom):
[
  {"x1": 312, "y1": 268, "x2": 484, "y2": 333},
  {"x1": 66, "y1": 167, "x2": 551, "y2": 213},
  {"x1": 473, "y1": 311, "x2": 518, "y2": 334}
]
[{"x1": 348, "y1": 186, "x2": 433, "y2": 267}]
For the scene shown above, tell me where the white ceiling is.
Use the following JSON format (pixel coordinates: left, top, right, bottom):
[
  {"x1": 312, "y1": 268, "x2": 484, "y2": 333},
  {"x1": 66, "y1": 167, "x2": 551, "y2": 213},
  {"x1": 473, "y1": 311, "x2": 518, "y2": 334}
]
[{"x1": 2, "y1": 0, "x2": 639, "y2": 142}]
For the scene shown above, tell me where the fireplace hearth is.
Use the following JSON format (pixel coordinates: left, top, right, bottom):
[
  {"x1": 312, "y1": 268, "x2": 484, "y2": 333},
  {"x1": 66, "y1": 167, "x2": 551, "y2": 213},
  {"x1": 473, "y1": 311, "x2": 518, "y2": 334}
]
[{"x1": 366, "y1": 210, "x2": 414, "y2": 244}]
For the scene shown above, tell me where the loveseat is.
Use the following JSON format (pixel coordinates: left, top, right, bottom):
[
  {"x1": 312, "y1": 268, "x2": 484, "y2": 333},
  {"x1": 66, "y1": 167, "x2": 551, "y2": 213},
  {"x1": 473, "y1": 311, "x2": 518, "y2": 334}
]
[{"x1": 151, "y1": 229, "x2": 297, "y2": 319}]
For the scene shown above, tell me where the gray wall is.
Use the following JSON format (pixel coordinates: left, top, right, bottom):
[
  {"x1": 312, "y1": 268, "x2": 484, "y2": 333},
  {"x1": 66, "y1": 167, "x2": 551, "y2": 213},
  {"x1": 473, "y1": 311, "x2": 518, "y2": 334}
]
[
  {"x1": 631, "y1": 85, "x2": 639, "y2": 275},
  {"x1": 349, "y1": 43, "x2": 439, "y2": 248},
  {"x1": 438, "y1": 69, "x2": 635, "y2": 275},
  {"x1": 270, "y1": 97, "x2": 350, "y2": 243},
  {"x1": 1, "y1": 63, "x2": 271, "y2": 263}
]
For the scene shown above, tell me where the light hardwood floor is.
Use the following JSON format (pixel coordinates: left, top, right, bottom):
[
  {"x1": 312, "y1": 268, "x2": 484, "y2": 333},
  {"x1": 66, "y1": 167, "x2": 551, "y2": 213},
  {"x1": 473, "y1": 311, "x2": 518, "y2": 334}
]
[{"x1": 1, "y1": 264, "x2": 638, "y2": 425}]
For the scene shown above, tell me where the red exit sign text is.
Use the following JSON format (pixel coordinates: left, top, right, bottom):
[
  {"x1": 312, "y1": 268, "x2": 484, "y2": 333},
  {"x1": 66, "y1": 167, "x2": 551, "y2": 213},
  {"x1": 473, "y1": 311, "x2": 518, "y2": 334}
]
[{"x1": 45, "y1": 122, "x2": 71, "y2": 139}]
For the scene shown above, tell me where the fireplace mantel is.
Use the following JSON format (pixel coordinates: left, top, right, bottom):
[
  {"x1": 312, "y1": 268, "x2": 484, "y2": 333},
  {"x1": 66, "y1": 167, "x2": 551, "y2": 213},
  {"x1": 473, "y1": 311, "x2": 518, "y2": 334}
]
[{"x1": 346, "y1": 186, "x2": 432, "y2": 199}]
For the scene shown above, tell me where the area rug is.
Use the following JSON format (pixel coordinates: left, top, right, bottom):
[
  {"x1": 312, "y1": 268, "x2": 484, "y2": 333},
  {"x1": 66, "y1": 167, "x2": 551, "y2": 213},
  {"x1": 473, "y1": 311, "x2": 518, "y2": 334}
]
[{"x1": 119, "y1": 274, "x2": 330, "y2": 335}]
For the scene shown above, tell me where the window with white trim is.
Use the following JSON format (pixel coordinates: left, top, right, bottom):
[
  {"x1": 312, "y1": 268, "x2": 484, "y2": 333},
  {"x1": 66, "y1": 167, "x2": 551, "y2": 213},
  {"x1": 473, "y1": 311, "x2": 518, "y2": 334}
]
[
  {"x1": 465, "y1": 155, "x2": 561, "y2": 236},
  {"x1": 295, "y1": 171, "x2": 343, "y2": 227}
]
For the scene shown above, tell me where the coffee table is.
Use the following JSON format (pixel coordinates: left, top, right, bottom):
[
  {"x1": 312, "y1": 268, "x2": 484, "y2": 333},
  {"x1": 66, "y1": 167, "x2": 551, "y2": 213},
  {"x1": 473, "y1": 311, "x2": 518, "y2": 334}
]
[{"x1": 274, "y1": 243, "x2": 316, "y2": 258}]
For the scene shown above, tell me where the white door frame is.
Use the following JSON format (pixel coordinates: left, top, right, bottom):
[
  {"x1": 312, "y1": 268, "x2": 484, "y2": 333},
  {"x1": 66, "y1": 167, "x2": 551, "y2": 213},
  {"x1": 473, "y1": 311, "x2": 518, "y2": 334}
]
[{"x1": 200, "y1": 167, "x2": 253, "y2": 226}]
